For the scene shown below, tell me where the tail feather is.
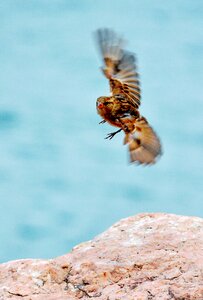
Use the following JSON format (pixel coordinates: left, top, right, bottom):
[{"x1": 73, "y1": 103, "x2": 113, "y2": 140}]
[{"x1": 124, "y1": 117, "x2": 162, "y2": 165}]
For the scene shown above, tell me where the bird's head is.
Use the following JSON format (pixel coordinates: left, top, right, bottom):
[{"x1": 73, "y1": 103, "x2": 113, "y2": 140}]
[{"x1": 96, "y1": 96, "x2": 114, "y2": 111}]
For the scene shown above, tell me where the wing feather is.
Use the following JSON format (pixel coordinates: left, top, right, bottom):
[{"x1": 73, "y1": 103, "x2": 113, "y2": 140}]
[
  {"x1": 95, "y1": 28, "x2": 141, "y2": 109},
  {"x1": 127, "y1": 117, "x2": 162, "y2": 164}
]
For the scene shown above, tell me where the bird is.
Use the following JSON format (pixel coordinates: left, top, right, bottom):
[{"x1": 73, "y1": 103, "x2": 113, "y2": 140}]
[{"x1": 95, "y1": 28, "x2": 162, "y2": 165}]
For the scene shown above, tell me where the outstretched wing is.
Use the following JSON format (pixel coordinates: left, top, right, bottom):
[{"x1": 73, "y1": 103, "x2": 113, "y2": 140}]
[
  {"x1": 95, "y1": 28, "x2": 141, "y2": 109},
  {"x1": 125, "y1": 117, "x2": 162, "y2": 164}
]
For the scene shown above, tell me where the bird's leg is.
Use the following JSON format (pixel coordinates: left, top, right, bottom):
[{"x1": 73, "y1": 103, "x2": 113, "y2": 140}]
[
  {"x1": 117, "y1": 118, "x2": 130, "y2": 133},
  {"x1": 105, "y1": 128, "x2": 122, "y2": 140},
  {"x1": 99, "y1": 120, "x2": 106, "y2": 124}
]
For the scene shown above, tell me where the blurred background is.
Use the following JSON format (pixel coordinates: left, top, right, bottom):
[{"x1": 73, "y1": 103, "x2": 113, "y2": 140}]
[{"x1": 0, "y1": 0, "x2": 202, "y2": 262}]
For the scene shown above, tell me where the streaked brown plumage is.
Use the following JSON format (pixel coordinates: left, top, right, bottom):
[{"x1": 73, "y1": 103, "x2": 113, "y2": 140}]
[{"x1": 95, "y1": 28, "x2": 162, "y2": 165}]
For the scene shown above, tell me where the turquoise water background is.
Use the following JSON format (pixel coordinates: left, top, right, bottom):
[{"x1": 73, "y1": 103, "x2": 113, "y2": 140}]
[{"x1": 0, "y1": 0, "x2": 203, "y2": 262}]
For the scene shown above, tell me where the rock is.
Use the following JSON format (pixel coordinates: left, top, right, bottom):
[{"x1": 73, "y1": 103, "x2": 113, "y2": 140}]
[{"x1": 0, "y1": 213, "x2": 203, "y2": 299}]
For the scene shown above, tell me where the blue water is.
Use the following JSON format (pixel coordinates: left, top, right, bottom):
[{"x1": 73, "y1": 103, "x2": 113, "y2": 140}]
[{"x1": 0, "y1": 0, "x2": 202, "y2": 263}]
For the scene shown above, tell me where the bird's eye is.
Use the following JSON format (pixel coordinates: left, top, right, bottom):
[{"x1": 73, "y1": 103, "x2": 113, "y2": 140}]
[{"x1": 104, "y1": 102, "x2": 110, "y2": 106}]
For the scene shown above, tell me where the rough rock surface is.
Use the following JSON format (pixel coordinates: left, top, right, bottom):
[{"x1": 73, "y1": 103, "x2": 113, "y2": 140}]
[{"x1": 0, "y1": 213, "x2": 203, "y2": 300}]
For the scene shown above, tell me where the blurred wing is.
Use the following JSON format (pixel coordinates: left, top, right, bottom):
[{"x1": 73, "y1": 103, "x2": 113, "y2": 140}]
[
  {"x1": 126, "y1": 117, "x2": 162, "y2": 164},
  {"x1": 95, "y1": 28, "x2": 141, "y2": 109}
]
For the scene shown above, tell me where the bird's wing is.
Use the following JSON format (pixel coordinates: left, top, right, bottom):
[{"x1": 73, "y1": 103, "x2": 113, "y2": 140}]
[
  {"x1": 95, "y1": 28, "x2": 141, "y2": 109},
  {"x1": 125, "y1": 117, "x2": 162, "y2": 164}
]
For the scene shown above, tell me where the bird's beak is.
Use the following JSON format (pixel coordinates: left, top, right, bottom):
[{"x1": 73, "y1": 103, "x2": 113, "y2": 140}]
[{"x1": 97, "y1": 103, "x2": 104, "y2": 109}]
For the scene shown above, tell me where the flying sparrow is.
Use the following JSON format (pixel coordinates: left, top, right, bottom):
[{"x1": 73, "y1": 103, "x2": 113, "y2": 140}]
[{"x1": 95, "y1": 29, "x2": 162, "y2": 165}]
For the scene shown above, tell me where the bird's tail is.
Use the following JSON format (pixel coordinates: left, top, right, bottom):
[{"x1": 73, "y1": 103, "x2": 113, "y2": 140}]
[{"x1": 124, "y1": 116, "x2": 162, "y2": 165}]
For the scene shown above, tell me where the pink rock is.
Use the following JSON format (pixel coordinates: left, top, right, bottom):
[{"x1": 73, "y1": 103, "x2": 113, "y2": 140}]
[{"x1": 0, "y1": 213, "x2": 203, "y2": 299}]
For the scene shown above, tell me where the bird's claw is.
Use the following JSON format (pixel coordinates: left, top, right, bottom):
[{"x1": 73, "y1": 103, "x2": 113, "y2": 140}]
[
  {"x1": 105, "y1": 129, "x2": 122, "y2": 140},
  {"x1": 99, "y1": 120, "x2": 106, "y2": 124},
  {"x1": 105, "y1": 132, "x2": 116, "y2": 140}
]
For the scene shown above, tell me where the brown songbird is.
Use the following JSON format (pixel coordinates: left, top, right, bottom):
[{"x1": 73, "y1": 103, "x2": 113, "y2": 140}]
[{"x1": 95, "y1": 28, "x2": 162, "y2": 165}]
